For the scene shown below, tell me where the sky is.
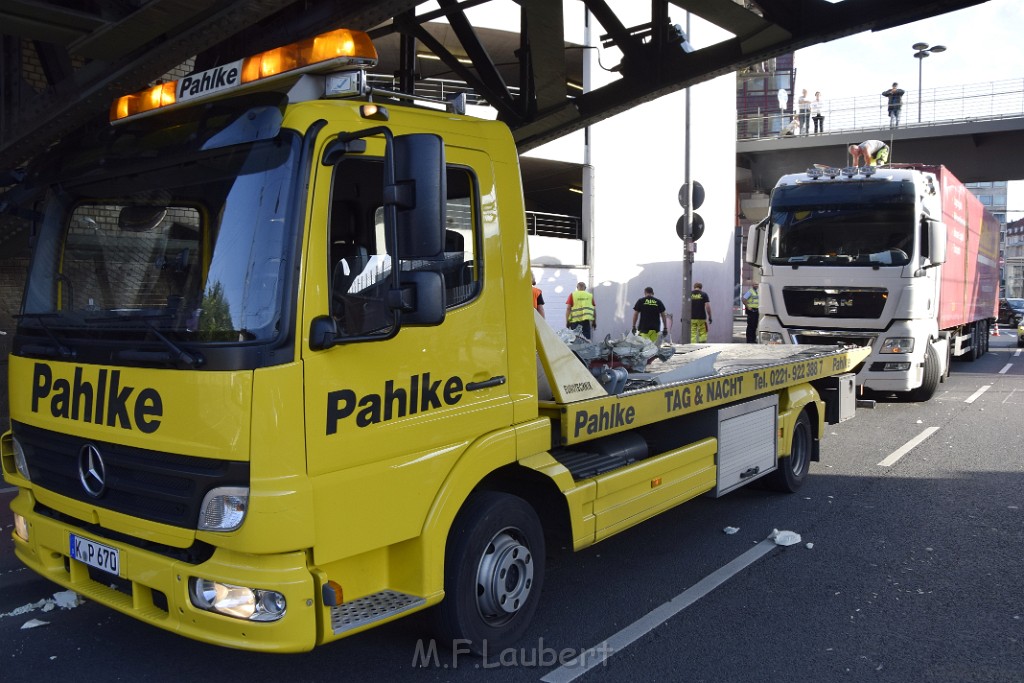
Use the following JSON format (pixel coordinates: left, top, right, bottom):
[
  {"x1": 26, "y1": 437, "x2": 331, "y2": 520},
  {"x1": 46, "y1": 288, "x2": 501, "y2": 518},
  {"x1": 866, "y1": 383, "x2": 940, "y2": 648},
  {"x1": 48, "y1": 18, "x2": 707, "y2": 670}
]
[
  {"x1": 791, "y1": 0, "x2": 1024, "y2": 216},
  {"x1": 793, "y1": 0, "x2": 1023, "y2": 101}
]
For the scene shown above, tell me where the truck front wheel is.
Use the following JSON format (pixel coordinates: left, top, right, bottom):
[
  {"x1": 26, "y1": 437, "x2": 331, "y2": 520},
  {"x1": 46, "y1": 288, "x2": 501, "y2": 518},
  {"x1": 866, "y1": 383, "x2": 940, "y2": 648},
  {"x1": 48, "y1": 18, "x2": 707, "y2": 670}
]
[
  {"x1": 767, "y1": 410, "x2": 812, "y2": 493},
  {"x1": 432, "y1": 491, "x2": 545, "y2": 655},
  {"x1": 907, "y1": 344, "x2": 940, "y2": 402}
]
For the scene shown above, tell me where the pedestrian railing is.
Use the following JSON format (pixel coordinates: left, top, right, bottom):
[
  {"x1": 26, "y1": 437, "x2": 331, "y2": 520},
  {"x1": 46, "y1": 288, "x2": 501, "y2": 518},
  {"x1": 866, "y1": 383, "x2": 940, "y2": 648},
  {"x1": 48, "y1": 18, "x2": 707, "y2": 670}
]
[{"x1": 738, "y1": 78, "x2": 1024, "y2": 140}]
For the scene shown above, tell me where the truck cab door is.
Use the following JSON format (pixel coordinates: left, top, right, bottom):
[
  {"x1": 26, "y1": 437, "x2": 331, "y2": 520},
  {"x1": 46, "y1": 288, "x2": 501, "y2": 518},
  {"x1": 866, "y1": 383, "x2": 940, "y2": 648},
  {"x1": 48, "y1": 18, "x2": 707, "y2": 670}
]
[{"x1": 300, "y1": 132, "x2": 514, "y2": 556}]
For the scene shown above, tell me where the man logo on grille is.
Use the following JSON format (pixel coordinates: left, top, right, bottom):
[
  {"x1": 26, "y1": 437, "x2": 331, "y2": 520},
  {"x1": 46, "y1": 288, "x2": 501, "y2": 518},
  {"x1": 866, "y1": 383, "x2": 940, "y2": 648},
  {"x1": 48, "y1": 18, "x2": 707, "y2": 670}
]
[{"x1": 78, "y1": 444, "x2": 107, "y2": 498}]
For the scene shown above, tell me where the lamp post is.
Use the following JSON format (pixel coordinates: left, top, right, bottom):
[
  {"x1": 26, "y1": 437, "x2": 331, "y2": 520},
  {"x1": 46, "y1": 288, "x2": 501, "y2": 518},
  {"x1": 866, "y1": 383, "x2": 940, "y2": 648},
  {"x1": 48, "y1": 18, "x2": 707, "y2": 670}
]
[{"x1": 912, "y1": 42, "x2": 946, "y2": 123}]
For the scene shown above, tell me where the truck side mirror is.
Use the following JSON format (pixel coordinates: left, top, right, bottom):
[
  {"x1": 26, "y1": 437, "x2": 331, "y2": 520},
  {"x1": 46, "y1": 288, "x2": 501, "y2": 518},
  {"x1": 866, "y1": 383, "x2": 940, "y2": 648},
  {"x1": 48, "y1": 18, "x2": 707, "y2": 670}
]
[
  {"x1": 745, "y1": 217, "x2": 767, "y2": 267},
  {"x1": 388, "y1": 271, "x2": 446, "y2": 325},
  {"x1": 308, "y1": 315, "x2": 339, "y2": 351},
  {"x1": 927, "y1": 219, "x2": 946, "y2": 265},
  {"x1": 392, "y1": 133, "x2": 446, "y2": 260}
]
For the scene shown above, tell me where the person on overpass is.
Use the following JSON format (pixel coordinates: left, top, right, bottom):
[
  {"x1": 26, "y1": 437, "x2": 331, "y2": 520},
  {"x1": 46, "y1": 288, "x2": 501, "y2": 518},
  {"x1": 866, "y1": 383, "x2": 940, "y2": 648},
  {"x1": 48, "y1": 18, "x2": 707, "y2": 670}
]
[
  {"x1": 849, "y1": 140, "x2": 889, "y2": 167},
  {"x1": 881, "y1": 82, "x2": 906, "y2": 128}
]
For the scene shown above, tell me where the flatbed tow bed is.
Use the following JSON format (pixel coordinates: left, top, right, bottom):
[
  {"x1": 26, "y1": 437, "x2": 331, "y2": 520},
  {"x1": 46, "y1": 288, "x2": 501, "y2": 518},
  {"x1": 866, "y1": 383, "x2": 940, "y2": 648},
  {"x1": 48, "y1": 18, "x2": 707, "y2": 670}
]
[
  {"x1": 531, "y1": 322, "x2": 869, "y2": 544},
  {"x1": 538, "y1": 319, "x2": 870, "y2": 447}
]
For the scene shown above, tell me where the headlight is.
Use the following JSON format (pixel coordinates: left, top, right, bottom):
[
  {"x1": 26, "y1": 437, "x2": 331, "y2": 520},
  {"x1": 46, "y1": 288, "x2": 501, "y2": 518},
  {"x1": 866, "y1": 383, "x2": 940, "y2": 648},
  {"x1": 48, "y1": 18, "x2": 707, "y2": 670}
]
[
  {"x1": 12, "y1": 436, "x2": 30, "y2": 480},
  {"x1": 759, "y1": 331, "x2": 784, "y2": 344},
  {"x1": 880, "y1": 337, "x2": 914, "y2": 353},
  {"x1": 189, "y1": 578, "x2": 287, "y2": 621},
  {"x1": 197, "y1": 487, "x2": 248, "y2": 531}
]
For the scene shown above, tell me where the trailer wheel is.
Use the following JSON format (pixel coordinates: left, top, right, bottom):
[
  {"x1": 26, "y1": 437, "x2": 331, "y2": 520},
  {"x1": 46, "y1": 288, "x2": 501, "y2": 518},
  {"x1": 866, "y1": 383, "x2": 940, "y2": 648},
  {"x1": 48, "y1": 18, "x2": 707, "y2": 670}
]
[
  {"x1": 767, "y1": 410, "x2": 812, "y2": 493},
  {"x1": 907, "y1": 344, "x2": 940, "y2": 402},
  {"x1": 970, "y1": 323, "x2": 983, "y2": 361},
  {"x1": 432, "y1": 491, "x2": 545, "y2": 655}
]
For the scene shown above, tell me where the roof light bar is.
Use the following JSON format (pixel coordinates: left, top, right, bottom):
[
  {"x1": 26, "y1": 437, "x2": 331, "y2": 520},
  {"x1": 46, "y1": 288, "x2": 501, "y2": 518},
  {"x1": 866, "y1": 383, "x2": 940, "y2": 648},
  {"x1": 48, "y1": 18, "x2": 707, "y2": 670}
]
[{"x1": 110, "y1": 28, "x2": 378, "y2": 123}]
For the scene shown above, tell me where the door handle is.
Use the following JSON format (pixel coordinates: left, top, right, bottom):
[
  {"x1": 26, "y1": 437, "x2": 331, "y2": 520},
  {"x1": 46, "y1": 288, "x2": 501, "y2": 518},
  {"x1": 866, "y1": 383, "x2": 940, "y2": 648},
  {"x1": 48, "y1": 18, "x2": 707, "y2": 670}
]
[{"x1": 466, "y1": 376, "x2": 506, "y2": 391}]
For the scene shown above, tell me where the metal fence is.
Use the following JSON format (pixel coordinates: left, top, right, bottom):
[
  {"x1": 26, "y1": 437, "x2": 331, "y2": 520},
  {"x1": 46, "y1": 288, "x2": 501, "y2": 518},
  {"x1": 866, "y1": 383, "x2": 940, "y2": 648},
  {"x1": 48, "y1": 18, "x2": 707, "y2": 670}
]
[
  {"x1": 739, "y1": 78, "x2": 1024, "y2": 140},
  {"x1": 366, "y1": 74, "x2": 492, "y2": 107},
  {"x1": 527, "y1": 211, "x2": 582, "y2": 239}
]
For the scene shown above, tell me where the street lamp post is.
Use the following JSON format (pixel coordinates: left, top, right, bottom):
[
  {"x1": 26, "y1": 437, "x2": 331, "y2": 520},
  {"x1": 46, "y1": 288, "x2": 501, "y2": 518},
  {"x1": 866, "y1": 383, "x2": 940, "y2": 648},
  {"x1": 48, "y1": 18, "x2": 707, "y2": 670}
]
[{"x1": 912, "y1": 42, "x2": 946, "y2": 123}]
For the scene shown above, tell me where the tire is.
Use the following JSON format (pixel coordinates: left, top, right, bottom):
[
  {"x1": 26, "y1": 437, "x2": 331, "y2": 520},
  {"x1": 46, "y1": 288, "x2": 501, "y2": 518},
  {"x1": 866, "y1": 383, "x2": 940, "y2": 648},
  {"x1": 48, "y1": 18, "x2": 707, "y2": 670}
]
[
  {"x1": 431, "y1": 491, "x2": 545, "y2": 655},
  {"x1": 767, "y1": 410, "x2": 812, "y2": 493},
  {"x1": 907, "y1": 344, "x2": 940, "y2": 402}
]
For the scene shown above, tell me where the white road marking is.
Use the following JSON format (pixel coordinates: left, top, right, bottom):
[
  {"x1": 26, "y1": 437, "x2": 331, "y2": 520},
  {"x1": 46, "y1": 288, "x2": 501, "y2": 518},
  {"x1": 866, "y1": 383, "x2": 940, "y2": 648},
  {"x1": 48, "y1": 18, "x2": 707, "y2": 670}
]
[
  {"x1": 878, "y1": 427, "x2": 940, "y2": 467},
  {"x1": 540, "y1": 538, "x2": 778, "y2": 683},
  {"x1": 964, "y1": 385, "x2": 991, "y2": 404},
  {"x1": 999, "y1": 363, "x2": 1013, "y2": 375}
]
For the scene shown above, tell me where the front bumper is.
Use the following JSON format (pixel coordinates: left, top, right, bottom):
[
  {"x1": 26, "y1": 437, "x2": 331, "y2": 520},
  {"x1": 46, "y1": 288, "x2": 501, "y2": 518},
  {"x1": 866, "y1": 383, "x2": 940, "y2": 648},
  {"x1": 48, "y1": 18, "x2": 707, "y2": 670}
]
[
  {"x1": 10, "y1": 488, "x2": 319, "y2": 652},
  {"x1": 760, "y1": 319, "x2": 923, "y2": 393}
]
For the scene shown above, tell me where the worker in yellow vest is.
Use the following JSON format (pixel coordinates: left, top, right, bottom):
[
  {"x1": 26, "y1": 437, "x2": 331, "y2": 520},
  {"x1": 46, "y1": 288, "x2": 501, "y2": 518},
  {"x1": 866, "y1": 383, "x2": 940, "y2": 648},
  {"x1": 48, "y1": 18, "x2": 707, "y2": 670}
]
[
  {"x1": 565, "y1": 282, "x2": 596, "y2": 340},
  {"x1": 742, "y1": 281, "x2": 759, "y2": 343}
]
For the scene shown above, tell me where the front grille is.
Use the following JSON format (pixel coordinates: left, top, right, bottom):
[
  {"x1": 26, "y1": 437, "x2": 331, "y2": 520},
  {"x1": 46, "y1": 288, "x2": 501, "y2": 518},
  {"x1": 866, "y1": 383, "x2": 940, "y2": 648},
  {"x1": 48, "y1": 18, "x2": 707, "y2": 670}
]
[
  {"x1": 783, "y1": 287, "x2": 888, "y2": 318},
  {"x1": 13, "y1": 421, "x2": 249, "y2": 529},
  {"x1": 791, "y1": 332, "x2": 876, "y2": 347}
]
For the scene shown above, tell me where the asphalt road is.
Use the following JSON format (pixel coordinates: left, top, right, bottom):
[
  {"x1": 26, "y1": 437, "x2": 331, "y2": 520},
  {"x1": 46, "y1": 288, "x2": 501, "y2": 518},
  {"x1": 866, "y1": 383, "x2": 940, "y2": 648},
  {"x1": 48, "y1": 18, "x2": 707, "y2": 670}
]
[{"x1": 1, "y1": 333, "x2": 1022, "y2": 682}]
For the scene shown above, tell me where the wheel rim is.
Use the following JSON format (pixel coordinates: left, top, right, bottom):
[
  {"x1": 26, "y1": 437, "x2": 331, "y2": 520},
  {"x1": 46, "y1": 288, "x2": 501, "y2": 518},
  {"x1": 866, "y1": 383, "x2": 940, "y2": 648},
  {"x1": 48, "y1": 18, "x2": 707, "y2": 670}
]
[
  {"x1": 790, "y1": 420, "x2": 810, "y2": 477},
  {"x1": 474, "y1": 528, "x2": 534, "y2": 625}
]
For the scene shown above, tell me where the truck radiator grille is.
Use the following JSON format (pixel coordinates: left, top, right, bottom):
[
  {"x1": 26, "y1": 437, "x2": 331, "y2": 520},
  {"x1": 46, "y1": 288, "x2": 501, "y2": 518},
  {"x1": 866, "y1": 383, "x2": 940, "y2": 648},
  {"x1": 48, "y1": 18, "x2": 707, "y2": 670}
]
[
  {"x1": 330, "y1": 590, "x2": 425, "y2": 635},
  {"x1": 12, "y1": 421, "x2": 249, "y2": 529},
  {"x1": 790, "y1": 332, "x2": 877, "y2": 347},
  {"x1": 783, "y1": 287, "x2": 888, "y2": 318}
]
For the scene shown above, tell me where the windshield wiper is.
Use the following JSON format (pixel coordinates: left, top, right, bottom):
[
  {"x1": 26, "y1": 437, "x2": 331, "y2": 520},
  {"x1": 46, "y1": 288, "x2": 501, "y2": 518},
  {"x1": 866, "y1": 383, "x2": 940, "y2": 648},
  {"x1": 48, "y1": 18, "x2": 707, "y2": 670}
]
[
  {"x1": 80, "y1": 311, "x2": 178, "y2": 329},
  {"x1": 112, "y1": 324, "x2": 204, "y2": 369},
  {"x1": 13, "y1": 313, "x2": 76, "y2": 360}
]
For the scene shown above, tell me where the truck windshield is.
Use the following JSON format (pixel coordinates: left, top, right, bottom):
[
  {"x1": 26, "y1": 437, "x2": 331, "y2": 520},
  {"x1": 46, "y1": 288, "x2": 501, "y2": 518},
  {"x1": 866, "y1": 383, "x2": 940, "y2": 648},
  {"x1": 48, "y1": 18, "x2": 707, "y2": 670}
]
[
  {"x1": 768, "y1": 181, "x2": 916, "y2": 267},
  {"x1": 18, "y1": 101, "x2": 301, "y2": 357}
]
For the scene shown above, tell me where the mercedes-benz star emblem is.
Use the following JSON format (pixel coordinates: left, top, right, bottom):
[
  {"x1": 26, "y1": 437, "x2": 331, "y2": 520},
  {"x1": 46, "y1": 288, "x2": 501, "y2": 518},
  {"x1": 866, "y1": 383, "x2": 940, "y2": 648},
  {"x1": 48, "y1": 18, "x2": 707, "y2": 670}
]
[{"x1": 78, "y1": 444, "x2": 107, "y2": 498}]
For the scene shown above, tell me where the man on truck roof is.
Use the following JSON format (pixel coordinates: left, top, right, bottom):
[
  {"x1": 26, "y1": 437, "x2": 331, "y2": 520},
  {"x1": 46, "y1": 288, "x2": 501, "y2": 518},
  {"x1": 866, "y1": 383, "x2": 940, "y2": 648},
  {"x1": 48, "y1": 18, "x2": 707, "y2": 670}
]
[{"x1": 849, "y1": 140, "x2": 889, "y2": 167}]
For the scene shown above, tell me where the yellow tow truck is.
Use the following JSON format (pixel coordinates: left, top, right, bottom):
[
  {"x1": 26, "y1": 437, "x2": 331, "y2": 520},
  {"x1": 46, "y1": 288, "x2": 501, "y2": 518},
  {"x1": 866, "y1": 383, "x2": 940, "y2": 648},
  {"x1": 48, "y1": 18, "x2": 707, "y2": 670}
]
[{"x1": 2, "y1": 28, "x2": 868, "y2": 653}]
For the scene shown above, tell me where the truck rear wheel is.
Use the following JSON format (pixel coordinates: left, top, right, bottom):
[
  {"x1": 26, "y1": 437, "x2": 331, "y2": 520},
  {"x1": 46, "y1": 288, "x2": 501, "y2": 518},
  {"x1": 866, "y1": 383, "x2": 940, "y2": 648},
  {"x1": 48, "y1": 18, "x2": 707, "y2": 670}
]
[
  {"x1": 907, "y1": 344, "x2": 940, "y2": 402},
  {"x1": 767, "y1": 410, "x2": 811, "y2": 493},
  {"x1": 432, "y1": 491, "x2": 545, "y2": 655}
]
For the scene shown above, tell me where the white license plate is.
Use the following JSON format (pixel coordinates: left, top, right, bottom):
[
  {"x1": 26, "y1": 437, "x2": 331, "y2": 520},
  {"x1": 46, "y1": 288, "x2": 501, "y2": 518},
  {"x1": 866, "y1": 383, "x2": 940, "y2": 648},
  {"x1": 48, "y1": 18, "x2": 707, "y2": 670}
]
[{"x1": 69, "y1": 534, "x2": 120, "y2": 576}]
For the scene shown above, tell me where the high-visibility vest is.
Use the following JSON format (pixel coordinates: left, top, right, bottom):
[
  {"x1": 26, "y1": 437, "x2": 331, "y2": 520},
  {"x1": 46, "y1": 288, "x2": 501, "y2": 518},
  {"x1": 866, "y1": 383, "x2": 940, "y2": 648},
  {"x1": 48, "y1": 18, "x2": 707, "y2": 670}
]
[
  {"x1": 568, "y1": 290, "x2": 595, "y2": 323},
  {"x1": 532, "y1": 286, "x2": 542, "y2": 309},
  {"x1": 745, "y1": 288, "x2": 759, "y2": 310}
]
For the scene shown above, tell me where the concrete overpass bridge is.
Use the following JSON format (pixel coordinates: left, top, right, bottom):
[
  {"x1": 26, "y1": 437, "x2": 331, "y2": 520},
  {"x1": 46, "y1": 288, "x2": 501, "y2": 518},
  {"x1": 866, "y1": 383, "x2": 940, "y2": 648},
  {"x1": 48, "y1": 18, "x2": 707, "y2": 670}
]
[{"x1": 737, "y1": 78, "x2": 1024, "y2": 191}]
